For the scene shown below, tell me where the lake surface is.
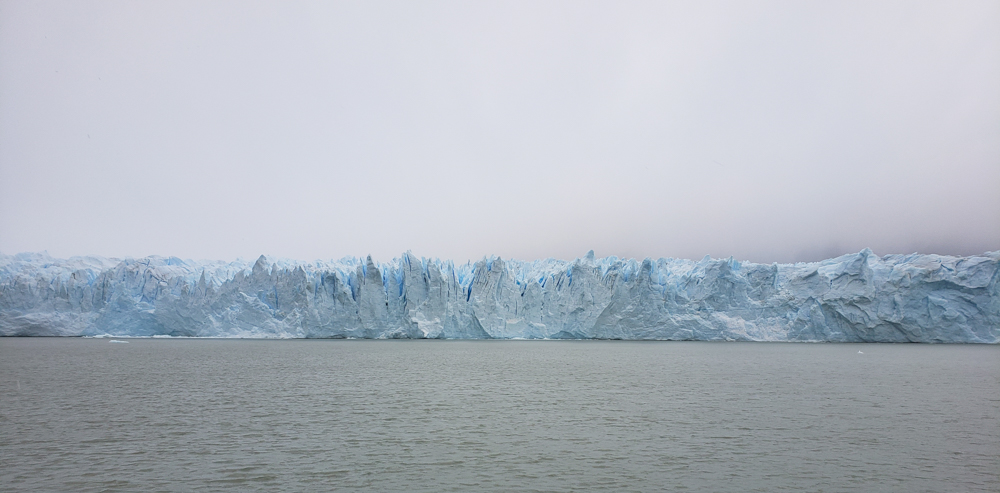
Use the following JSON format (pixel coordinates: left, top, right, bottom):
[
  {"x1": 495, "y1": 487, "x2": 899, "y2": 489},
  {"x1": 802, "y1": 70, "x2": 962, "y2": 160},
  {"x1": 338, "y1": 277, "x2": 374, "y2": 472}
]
[{"x1": 1, "y1": 339, "x2": 997, "y2": 492}]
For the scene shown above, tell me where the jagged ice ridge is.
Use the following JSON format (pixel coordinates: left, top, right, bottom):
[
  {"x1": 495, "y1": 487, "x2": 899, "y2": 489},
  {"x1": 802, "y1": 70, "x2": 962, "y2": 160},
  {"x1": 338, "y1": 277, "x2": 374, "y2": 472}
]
[{"x1": 1, "y1": 250, "x2": 997, "y2": 342}]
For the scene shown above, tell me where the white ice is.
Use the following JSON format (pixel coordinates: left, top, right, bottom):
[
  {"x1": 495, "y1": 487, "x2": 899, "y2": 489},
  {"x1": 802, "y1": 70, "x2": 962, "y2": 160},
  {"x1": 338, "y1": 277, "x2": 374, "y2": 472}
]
[{"x1": 1, "y1": 249, "x2": 997, "y2": 342}]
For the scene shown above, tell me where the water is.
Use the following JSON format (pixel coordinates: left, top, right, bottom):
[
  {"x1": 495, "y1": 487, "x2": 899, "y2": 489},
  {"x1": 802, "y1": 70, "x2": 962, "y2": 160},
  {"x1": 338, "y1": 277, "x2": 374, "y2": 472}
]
[{"x1": 1, "y1": 339, "x2": 997, "y2": 492}]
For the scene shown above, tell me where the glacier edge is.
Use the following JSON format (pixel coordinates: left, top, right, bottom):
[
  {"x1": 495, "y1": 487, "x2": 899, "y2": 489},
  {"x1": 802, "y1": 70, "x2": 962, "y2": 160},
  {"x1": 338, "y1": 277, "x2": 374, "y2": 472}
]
[{"x1": 1, "y1": 250, "x2": 997, "y2": 342}]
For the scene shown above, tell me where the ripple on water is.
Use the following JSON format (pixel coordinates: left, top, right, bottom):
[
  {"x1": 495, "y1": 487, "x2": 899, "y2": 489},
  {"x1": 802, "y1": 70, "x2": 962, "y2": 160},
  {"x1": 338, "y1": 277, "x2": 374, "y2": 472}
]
[{"x1": 1, "y1": 338, "x2": 998, "y2": 492}]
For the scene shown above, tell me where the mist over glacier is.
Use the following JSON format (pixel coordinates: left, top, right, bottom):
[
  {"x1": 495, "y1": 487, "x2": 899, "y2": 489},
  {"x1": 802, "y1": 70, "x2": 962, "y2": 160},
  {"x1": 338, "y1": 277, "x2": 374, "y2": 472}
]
[{"x1": 1, "y1": 250, "x2": 997, "y2": 342}]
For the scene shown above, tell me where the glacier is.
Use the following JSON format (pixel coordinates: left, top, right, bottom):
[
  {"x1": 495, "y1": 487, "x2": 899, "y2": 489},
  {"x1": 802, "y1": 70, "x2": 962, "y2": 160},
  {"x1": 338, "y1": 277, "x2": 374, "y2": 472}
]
[{"x1": 0, "y1": 250, "x2": 997, "y2": 342}]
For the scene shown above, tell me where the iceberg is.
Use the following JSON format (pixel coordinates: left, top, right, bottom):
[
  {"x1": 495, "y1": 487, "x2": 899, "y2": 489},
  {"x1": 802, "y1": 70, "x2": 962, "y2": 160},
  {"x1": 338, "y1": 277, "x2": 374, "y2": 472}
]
[{"x1": 0, "y1": 249, "x2": 997, "y2": 342}]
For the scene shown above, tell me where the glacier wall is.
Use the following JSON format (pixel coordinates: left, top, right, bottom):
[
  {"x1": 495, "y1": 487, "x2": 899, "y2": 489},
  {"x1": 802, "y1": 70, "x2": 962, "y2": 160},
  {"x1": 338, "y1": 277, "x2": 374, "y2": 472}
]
[{"x1": 0, "y1": 250, "x2": 997, "y2": 342}]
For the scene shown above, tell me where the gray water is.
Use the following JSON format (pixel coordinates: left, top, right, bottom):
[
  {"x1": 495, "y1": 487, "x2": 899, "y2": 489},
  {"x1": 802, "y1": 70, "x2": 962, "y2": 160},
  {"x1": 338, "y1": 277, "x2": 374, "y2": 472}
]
[{"x1": 1, "y1": 339, "x2": 997, "y2": 492}]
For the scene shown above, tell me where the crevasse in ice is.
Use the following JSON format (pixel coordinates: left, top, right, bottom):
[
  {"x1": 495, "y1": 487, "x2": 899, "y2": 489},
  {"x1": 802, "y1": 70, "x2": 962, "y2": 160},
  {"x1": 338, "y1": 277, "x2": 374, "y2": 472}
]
[{"x1": 1, "y1": 249, "x2": 997, "y2": 342}]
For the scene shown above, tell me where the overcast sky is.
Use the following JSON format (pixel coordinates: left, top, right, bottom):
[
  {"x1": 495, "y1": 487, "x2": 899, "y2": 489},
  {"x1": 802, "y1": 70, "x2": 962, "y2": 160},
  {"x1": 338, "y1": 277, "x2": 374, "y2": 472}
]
[{"x1": 1, "y1": 0, "x2": 997, "y2": 264}]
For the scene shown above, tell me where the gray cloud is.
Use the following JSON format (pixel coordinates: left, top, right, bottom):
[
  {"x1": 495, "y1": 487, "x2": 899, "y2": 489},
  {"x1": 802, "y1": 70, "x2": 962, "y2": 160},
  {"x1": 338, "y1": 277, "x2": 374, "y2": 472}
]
[{"x1": 1, "y1": 0, "x2": 998, "y2": 263}]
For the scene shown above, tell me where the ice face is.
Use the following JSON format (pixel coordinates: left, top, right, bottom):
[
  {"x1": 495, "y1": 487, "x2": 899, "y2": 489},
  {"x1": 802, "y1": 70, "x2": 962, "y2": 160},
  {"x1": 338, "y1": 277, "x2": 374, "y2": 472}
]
[{"x1": 1, "y1": 249, "x2": 997, "y2": 342}]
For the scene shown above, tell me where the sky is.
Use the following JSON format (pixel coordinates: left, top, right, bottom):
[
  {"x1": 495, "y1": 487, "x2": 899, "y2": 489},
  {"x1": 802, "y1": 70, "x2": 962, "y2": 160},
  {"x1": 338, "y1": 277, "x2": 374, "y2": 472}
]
[{"x1": 1, "y1": 0, "x2": 998, "y2": 264}]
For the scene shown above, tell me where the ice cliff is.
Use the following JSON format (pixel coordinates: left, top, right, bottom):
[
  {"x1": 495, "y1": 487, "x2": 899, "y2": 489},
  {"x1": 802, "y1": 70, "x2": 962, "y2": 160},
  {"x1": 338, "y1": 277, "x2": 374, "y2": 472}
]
[{"x1": 1, "y1": 250, "x2": 997, "y2": 342}]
